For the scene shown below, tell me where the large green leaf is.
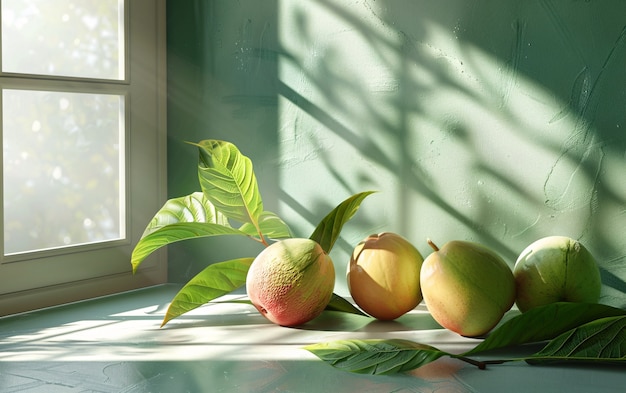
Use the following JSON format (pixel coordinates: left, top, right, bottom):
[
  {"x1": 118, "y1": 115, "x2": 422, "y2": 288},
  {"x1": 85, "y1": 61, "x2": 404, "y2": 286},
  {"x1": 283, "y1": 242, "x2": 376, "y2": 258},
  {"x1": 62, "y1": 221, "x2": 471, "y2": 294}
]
[
  {"x1": 238, "y1": 211, "x2": 293, "y2": 240},
  {"x1": 141, "y1": 192, "x2": 231, "y2": 237},
  {"x1": 131, "y1": 223, "x2": 249, "y2": 273},
  {"x1": 193, "y1": 140, "x2": 264, "y2": 235},
  {"x1": 466, "y1": 302, "x2": 626, "y2": 356},
  {"x1": 528, "y1": 315, "x2": 626, "y2": 364},
  {"x1": 161, "y1": 257, "x2": 255, "y2": 327},
  {"x1": 131, "y1": 192, "x2": 247, "y2": 272},
  {"x1": 305, "y1": 339, "x2": 449, "y2": 375},
  {"x1": 309, "y1": 191, "x2": 377, "y2": 253}
]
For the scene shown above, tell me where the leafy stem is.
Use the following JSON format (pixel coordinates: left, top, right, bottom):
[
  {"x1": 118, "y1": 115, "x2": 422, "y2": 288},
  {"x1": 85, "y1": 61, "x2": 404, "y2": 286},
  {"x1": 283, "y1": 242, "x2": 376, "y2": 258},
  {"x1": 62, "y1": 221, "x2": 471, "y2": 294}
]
[
  {"x1": 131, "y1": 139, "x2": 374, "y2": 325},
  {"x1": 305, "y1": 303, "x2": 626, "y2": 375}
]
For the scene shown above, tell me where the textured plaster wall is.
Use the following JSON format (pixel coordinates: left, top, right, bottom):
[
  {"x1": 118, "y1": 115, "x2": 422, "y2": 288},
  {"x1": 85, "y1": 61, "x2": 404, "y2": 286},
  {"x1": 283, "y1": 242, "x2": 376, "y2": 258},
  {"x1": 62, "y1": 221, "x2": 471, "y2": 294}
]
[{"x1": 167, "y1": 1, "x2": 626, "y2": 305}]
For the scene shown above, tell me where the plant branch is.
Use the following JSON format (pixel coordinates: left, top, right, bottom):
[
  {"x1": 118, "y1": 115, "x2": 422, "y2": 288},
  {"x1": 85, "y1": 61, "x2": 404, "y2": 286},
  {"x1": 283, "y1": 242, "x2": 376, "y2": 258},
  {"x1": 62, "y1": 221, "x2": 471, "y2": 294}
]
[
  {"x1": 257, "y1": 231, "x2": 269, "y2": 247},
  {"x1": 450, "y1": 354, "x2": 518, "y2": 370}
]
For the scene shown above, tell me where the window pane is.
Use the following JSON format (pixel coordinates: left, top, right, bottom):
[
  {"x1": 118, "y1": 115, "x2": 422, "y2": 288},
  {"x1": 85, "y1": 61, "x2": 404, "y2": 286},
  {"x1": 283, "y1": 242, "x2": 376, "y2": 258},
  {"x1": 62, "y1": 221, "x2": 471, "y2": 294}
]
[
  {"x1": 3, "y1": 89, "x2": 125, "y2": 255},
  {"x1": 1, "y1": 0, "x2": 124, "y2": 80}
]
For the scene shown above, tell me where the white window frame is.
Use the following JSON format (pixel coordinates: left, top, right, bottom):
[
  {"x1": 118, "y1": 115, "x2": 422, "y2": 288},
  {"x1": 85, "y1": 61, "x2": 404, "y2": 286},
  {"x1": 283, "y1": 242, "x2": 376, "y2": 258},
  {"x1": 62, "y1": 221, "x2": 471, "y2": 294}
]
[{"x1": 0, "y1": 0, "x2": 167, "y2": 316}]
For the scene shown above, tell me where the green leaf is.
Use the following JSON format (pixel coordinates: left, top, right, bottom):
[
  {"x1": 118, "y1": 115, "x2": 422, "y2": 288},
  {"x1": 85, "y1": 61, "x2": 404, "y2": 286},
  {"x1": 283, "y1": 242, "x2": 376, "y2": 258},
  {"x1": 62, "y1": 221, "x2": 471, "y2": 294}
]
[
  {"x1": 528, "y1": 315, "x2": 626, "y2": 364},
  {"x1": 131, "y1": 192, "x2": 240, "y2": 272},
  {"x1": 465, "y1": 302, "x2": 626, "y2": 356},
  {"x1": 141, "y1": 192, "x2": 231, "y2": 236},
  {"x1": 131, "y1": 223, "x2": 249, "y2": 273},
  {"x1": 238, "y1": 211, "x2": 293, "y2": 240},
  {"x1": 192, "y1": 140, "x2": 264, "y2": 232},
  {"x1": 305, "y1": 339, "x2": 449, "y2": 375},
  {"x1": 325, "y1": 293, "x2": 369, "y2": 316},
  {"x1": 161, "y1": 257, "x2": 255, "y2": 327},
  {"x1": 309, "y1": 191, "x2": 377, "y2": 253}
]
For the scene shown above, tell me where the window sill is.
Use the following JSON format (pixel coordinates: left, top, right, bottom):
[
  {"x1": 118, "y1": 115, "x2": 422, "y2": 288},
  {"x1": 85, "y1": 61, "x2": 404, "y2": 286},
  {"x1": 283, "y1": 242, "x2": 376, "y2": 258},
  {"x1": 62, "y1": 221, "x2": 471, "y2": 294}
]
[{"x1": 1, "y1": 284, "x2": 624, "y2": 392}]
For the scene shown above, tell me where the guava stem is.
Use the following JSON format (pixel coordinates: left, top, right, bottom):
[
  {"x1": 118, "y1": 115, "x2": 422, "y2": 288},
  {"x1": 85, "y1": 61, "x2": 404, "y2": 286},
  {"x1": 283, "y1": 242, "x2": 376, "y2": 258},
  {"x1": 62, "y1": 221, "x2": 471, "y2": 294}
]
[
  {"x1": 255, "y1": 231, "x2": 270, "y2": 247},
  {"x1": 451, "y1": 355, "x2": 513, "y2": 370},
  {"x1": 427, "y1": 238, "x2": 439, "y2": 252}
]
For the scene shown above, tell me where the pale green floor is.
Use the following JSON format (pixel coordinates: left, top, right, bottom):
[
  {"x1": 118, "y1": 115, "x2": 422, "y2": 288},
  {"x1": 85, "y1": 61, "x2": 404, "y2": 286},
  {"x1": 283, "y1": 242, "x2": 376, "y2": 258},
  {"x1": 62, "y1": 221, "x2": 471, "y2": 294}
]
[
  {"x1": 0, "y1": 286, "x2": 175, "y2": 392},
  {"x1": 1, "y1": 285, "x2": 625, "y2": 393}
]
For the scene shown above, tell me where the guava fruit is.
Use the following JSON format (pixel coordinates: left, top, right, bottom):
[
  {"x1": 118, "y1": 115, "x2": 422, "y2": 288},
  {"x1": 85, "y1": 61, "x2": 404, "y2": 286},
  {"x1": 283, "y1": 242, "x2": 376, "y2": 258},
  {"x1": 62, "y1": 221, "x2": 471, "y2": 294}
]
[
  {"x1": 246, "y1": 238, "x2": 335, "y2": 327},
  {"x1": 420, "y1": 239, "x2": 516, "y2": 337},
  {"x1": 347, "y1": 232, "x2": 424, "y2": 320},
  {"x1": 513, "y1": 235, "x2": 602, "y2": 313}
]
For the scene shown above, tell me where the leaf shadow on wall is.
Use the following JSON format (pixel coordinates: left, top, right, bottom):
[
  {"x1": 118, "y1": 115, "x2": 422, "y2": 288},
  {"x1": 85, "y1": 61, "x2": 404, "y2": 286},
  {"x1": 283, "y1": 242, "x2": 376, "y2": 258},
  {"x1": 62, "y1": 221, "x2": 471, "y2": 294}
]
[{"x1": 275, "y1": 1, "x2": 626, "y2": 305}]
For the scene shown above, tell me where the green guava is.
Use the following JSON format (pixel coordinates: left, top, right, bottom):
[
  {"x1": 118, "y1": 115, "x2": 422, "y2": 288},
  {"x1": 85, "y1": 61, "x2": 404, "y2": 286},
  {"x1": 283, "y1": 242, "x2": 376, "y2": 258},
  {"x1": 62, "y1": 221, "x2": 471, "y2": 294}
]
[
  {"x1": 420, "y1": 239, "x2": 516, "y2": 337},
  {"x1": 514, "y1": 235, "x2": 602, "y2": 313}
]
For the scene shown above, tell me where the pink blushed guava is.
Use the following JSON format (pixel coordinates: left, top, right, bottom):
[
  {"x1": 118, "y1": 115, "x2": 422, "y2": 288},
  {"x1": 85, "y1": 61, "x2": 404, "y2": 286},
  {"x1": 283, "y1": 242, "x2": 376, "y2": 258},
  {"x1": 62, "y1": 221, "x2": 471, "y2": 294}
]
[{"x1": 246, "y1": 238, "x2": 335, "y2": 327}]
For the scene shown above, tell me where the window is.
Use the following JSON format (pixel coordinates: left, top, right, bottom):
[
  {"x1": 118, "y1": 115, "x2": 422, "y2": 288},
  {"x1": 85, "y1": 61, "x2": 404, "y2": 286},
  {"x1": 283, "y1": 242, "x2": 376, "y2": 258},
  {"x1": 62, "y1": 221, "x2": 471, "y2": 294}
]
[{"x1": 0, "y1": 0, "x2": 167, "y2": 316}]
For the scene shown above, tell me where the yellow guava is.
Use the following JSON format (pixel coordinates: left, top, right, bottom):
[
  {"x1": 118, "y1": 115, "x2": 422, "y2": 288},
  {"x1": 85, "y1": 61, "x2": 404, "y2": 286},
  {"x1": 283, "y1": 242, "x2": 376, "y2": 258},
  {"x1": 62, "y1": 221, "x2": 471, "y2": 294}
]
[{"x1": 347, "y1": 232, "x2": 424, "y2": 320}]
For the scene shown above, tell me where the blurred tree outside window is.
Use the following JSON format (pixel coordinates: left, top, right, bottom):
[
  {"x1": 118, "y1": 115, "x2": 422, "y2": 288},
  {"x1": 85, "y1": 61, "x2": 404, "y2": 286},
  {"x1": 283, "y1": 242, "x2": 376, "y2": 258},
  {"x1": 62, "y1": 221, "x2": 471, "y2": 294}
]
[
  {"x1": 0, "y1": 0, "x2": 167, "y2": 316},
  {"x1": 2, "y1": 0, "x2": 124, "y2": 255}
]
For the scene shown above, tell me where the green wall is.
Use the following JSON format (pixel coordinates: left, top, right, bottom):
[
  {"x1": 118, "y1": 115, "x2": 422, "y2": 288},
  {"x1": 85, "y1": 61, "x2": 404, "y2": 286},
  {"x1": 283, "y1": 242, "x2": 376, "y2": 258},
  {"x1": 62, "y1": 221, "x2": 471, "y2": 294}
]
[{"x1": 166, "y1": 1, "x2": 626, "y2": 304}]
